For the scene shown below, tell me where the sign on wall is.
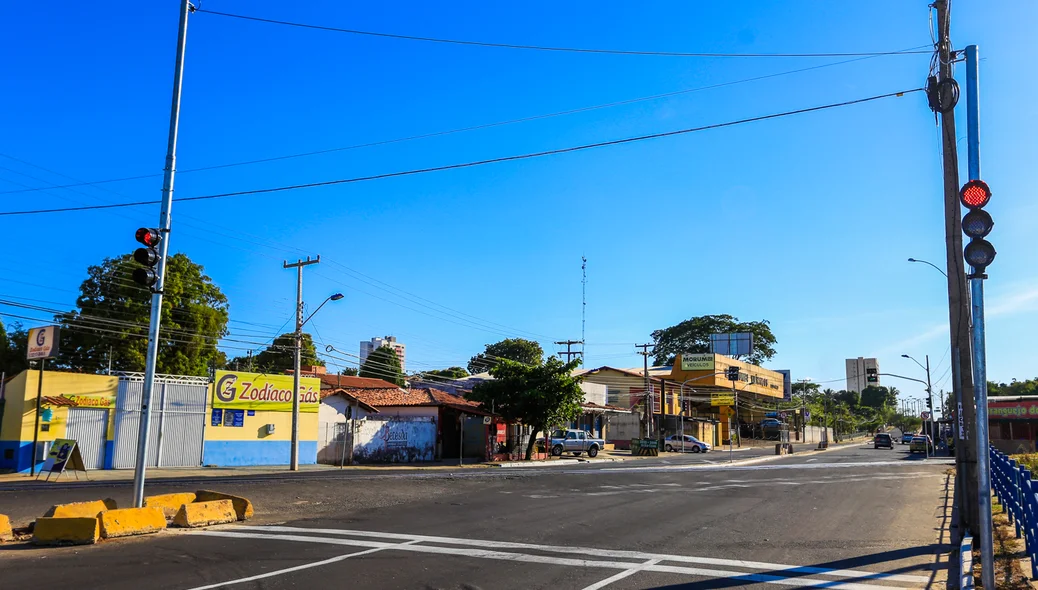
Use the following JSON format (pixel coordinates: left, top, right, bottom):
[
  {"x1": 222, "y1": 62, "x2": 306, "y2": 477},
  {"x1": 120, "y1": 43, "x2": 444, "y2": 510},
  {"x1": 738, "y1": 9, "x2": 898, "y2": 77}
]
[
  {"x1": 27, "y1": 326, "x2": 60, "y2": 360},
  {"x1": 711, "y1": 393, "x2": 735, "y2": 406},
  {"x1": 777, "y1": 370, "x2": 792, "y2": 401},
  {"x1": 989, "y1": 401, "x2": 1038, "y2": 420},
  {"x1": 212, "y1": 371, "x2": 321, "y2": 413},
  {"x1": 680, "y1": 353, "x2": 715, "y2": 371}
]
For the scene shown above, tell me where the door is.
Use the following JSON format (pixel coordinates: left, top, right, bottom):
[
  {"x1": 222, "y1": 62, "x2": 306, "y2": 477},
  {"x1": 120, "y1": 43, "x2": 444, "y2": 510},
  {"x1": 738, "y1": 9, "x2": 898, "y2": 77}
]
[
  {"x1": 113, "y1": 376, "x2": 208, "y2": 469},
  {"x1": 66, "y1": 408, "x2": 108, "y2": 470},
  {"x1": 564, "y1": 431, "x2": 580, "y2": 451}
]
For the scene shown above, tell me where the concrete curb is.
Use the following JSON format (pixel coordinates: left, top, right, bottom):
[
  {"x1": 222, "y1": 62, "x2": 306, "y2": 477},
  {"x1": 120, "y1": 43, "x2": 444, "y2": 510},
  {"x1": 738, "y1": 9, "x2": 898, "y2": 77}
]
[
  {"x1": 44, "y1": 499, "x2": 111, "y2": 519},
  {"x1": 32, "y1": 516, "x2": 100, "y2": 545},
  {"x1": 0, "y1": 514, "x2": 13, "y2": 542},
  {"x1": 195, "y1": 490, "x2": 253, "y2": 521},
  {"x1": 99, "y1": 507, "x2": 167, "y2": 539},
  {"x1": 145, "y1": 492, "x2": 198, "y2": 521},
  {"x1": 173, "y1": 499, "x2": 237, "y2": 528}
]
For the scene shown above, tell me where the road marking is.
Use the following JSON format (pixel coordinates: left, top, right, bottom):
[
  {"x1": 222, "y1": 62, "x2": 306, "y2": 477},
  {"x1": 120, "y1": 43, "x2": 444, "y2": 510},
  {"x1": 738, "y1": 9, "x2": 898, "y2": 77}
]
[
  {"x1": 806, "y1": 459, "x2": 817, "y2": 463},
  {"x1": 182, "y1": 539, "x2": 421, "y2": 589},
  {"x1": 581, "y1": 559, "x2": 661, "y2": 590},
  {"x1": 218, "y1": 526, "x2": 932, "y2": 584},
  {"x1": 195, "y1": 530, "x2": 913, "y2": 589}
]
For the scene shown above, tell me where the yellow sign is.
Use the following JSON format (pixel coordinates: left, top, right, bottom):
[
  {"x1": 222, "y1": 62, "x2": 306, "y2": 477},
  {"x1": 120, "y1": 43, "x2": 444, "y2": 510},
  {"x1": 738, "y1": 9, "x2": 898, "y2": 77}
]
[
  {"x1": 718, "y1": 406, "x2": 734, "y2": 417},
  {"x1": 63, "y1": 394, "x2": 115, "y2": 408},
  {"x1": 711, "y1": 393, "x2": 735, "y2": 406},
  {"x1": 680, "y1": 353, "x2": 715, "y2": 371},
  {"x1": 213, "y1": 371, "x2": 321, "y2": 413}
]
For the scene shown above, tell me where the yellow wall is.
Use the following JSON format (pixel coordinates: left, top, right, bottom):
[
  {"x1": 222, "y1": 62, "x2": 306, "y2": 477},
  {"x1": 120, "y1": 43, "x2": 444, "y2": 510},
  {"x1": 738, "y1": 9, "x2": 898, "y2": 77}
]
[
  {"x1": 670, "y1": 354, "x2": 785, "y2": 399},
  {"x1": 204, "y1": 409, "x2": 318, "y2": 442},
  {"x1": 0, "y1": 370, "x2": 118, "y2": 443}
]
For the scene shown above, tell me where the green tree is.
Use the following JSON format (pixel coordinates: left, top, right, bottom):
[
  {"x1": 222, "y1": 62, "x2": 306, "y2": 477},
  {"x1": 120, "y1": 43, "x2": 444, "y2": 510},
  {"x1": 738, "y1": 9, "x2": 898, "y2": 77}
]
[
  {"x1": 859, "y1": 386, "x2": 892, "y2": 410},
  {"x1": 650, "y1": 314, "x2": 777, "y2": 366},
  {"x1": 339, "y1": 367, "x2": 358, "y2": 376},
  {"x1": 250, "y1": 333, "x2": 323, "y2": 374},
  {"x1": 0, "y1": 320, "x2": 29, "y2": 376},
  {"x1": 55, "y1": 253, "x2": 228, "y2": 376},
  {"x1": 468, "y1": 338, "x2": 544, "y2": 374},
  {"x1": 468, "y1": 357, "x2": 584, "y2": 460},
  {"x1": 835, "y1": 389, "x2": 860, "y2": 407},
  {"x1": 422, "y1": 366, "x2": 469, "y2": 379},
  {"x1": 359, "y1": 345, "x2": 404, "y2": 386}
]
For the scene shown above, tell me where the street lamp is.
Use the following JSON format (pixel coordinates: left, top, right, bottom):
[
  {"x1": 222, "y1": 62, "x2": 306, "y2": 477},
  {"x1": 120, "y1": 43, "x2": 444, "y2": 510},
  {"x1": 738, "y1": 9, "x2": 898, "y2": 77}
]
[
  {"x1": 907, "y1": 258, "x2": 949, "y2": 278},
  {"x1": 290, "y1": 292, "x2": 344, "y2": 471}
]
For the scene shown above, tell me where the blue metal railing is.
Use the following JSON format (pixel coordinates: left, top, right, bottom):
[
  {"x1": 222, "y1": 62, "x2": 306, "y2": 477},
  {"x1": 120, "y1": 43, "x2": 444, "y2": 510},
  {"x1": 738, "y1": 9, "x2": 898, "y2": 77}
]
[{"x1": 990, "y1": 448, "x2": 1038, "y2": 579}]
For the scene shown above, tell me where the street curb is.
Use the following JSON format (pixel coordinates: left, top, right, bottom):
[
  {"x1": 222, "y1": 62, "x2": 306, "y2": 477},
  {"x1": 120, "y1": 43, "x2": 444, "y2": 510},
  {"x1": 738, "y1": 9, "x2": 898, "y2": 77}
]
[
  {"x1": 173, "y1": 500, "x2": 237, "y2": 528},
  {"x1": 145, "y1": 492, "x2": 198, "y2": 521},
  {"x1": 44, "y1": 499, "x2": 110, "y2": 519},
  {"x1": 99, "y1": 507, "x2": 167, "y2": 539},
  {"x1": 195, "y1": 490, "x2": 253, "y2": 521},
  {"x1": 31, "y1": 516, "x2": 100, "y2": 545}
]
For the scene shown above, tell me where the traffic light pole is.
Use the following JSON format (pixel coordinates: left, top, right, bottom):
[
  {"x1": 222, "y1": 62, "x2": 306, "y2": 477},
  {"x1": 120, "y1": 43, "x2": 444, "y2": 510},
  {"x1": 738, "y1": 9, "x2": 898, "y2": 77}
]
[
  {"x1": 966, "y1": 43, "x2": 995, "y2": 590},
  {"x1": 132, "y1": 0, "x2": 192, "y2": 508}
]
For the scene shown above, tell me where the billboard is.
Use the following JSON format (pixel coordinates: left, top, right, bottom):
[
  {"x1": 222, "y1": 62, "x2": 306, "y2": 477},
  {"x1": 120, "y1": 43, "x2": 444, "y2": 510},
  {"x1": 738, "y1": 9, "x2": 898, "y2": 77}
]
[
  {"x1": 213, "y1": 371, "x2": 321, "y2": 413},
  {"x1": 680, "y1": 353, "x2": 715, "y2": 371},
  {"x1": 27, "y1": 326, "x2": 60, "y2": 360},
  {"x1": 777, "y1": 370, "x2": 792, "y2": 401}
]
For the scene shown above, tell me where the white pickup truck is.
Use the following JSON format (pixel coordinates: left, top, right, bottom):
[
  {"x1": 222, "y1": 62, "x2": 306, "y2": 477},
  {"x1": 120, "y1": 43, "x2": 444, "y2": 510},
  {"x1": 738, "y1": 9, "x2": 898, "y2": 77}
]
[{"x1": 548, "y1": 429, "x2": 604, "y2": 458}]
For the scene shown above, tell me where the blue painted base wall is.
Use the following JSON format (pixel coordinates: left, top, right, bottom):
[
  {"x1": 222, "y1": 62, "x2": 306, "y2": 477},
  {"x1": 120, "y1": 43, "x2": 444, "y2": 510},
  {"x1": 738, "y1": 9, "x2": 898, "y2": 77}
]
[
  {"x1": 202, "y1": 441, "x2": 317, "y2": 467},
  {"x1": 0, "y1": 441, "x2": 38, "y2": 473}
]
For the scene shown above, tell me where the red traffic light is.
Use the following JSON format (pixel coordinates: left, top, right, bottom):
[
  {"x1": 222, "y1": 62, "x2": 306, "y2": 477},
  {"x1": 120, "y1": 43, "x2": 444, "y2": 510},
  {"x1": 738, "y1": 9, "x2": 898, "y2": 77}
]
[
  {"x1": 960, "y1": 180, "x2": 991, "y2": 209},
  {"x1": 135, "y1": 227, "x2": 161, "y2": 247}
]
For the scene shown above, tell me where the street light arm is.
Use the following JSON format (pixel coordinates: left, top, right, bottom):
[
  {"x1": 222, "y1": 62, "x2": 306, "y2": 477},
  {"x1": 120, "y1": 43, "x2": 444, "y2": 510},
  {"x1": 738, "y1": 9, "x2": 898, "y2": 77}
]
[
  {"x1": 878, "y1": 372, "x2": 931, "y2": 391},
  {"x1": 301, "y1": 293, "x2": 344, "y2": 328},
  {"x1": 907, "y1": 258, "x2": 949, "y2": 278},
  {"x1": 901, "y1": 354, "x2": 928, "y2": 373}
]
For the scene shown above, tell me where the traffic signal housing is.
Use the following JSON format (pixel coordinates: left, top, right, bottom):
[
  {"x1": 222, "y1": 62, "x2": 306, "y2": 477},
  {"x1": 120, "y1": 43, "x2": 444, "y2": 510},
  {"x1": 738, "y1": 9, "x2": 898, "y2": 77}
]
[
  {"x1": 133, "y1": 227, "x2": 162, "y2": 287},
  {"x1": 725, "y1": 366, "x2": 740, "y2": 381},
  {"x1": 960, "y1": 179, "x2": 996, "y2": 275}
]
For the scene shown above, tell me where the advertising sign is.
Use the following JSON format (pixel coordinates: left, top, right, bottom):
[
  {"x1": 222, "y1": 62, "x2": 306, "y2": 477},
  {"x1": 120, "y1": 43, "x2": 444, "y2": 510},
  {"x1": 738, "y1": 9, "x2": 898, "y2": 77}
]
[
  {"x1": 988, "y1": 401, "x2": 1038, "y2": 420},
  {"x1": 708, "y1": 332, "x2": 754, "y2": 357},
  {"x1": 27, "y1": 326, "x2": 60, "y2": 360},
  {"x1": 680, "y1": 353, "x2": 715, "y2": 371},
  {"x1": 777, "y1": 370, "x2": 792, "y2": 401},
  {"x1": 212, "y1": 371, "x2": 321, "y2": 413},
  {"x1": 62, "y1": 394, "x2": 115, "y2": 409},
  {"x1": 38, "y1": 438, "x2": 86, "y2": 480},
  {"x1": 711, "y1": 393, "x2": 735, "y2": 406}
]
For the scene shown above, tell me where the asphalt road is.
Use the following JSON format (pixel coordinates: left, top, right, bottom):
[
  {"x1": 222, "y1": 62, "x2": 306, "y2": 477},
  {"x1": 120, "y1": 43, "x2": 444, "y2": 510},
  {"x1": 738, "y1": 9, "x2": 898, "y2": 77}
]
[{"x1": 0, "y1": 443, "x2": 954, "y2": 589}]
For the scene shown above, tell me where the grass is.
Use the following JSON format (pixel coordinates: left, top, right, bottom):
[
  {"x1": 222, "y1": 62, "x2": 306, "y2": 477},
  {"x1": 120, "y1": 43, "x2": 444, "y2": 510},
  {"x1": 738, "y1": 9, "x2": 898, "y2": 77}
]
[
  {"x1": 1011, "y1": 454, "x2": 1038, "y2": 474},
  {"x1": 977, "y1": 494, "x2": 1032, "y2": 589}
]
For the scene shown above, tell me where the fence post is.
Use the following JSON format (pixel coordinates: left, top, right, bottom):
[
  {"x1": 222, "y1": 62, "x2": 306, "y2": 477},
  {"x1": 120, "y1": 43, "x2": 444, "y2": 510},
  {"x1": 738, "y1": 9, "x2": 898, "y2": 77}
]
[{"x1": 1023, "y1": 468, "x2": 1037, "y2": 580}]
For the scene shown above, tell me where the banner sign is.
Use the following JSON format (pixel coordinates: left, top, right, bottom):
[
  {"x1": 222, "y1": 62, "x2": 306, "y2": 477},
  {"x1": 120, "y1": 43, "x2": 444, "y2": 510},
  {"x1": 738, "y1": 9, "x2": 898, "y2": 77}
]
[
  {"x1": 27, "y1": 326, "x2": 60, "y2": 360},
  {"x1": 213, "y1": 371, "x2": 321, "y2": 413},
  {"x1": 711, "y1": 393, "x2": 735, "y2": 406},
  {"x1": 680, "y1": 353, "x2": 715, "y2": 371},
  {"x1": 988, "y1": 401, "x2": 1038, "y2": 420},
  {"x1": 62, "y1": 394, "x2": 115, "y2": 409}
]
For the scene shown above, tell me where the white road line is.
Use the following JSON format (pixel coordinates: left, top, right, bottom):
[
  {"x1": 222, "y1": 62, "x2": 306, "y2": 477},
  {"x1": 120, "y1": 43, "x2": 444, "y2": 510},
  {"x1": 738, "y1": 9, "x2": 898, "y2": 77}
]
[
  {"x1": 581, "y1": 559, "x2": 661, "y2": 590},
  {"x1": 806, "y1": 459, "x2": 818, "y2": 463},
  {"x1": 182, "y1": 539, "x2": 421, "y2": 590},
  {"x1": 223, "y1": 526, "x2": 932, "y2": 584},
  {"x1": 193, "y1": 530, "x2": 910, "y2": 589}
]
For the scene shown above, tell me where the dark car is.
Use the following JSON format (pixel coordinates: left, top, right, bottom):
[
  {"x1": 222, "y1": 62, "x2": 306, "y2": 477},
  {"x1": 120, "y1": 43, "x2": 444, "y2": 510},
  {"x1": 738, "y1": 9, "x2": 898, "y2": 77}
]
[{"x1": 874, "y1": 433, "x2": 893, "y2": 449}]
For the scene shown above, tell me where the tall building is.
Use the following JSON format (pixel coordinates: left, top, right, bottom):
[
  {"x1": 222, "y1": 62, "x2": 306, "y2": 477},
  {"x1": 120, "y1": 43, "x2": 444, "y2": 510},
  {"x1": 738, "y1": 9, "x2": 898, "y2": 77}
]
[
  {"x1": 845, "y1": 357, "x2": 880, "y2": 393},
  {"x1": 360, "y1": 336, "x2": 406, "y2": 373}
]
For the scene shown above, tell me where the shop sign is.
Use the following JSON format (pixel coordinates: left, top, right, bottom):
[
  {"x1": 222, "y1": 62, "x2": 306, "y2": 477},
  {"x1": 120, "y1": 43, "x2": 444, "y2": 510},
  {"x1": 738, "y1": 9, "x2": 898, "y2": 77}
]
[
  {"x1": 213, "y1": 371, "x2": 321, "y2": 413},
  {"x1": 988, "y1": 401, "x2": 1038, "y2": 420},
  {"x1": 680, "y1": 353, "x2": 715, "y2": 371},
  {"x1": 64, "y1": 394, "x2": 115, "y2": 408},
  {"x1": 27, "y1": 326, "x2": 60, "y2": 360},
  {"x1": 711, "y1": 393, "x2": 735, "y2": 406}
]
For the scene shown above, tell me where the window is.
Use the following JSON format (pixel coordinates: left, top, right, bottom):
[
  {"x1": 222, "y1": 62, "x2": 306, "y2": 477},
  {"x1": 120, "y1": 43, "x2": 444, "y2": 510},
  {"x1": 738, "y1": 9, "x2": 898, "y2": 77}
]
[
  {"x1": 578, "y1": 431, "x2": 586, "y2": 440},
  {"x1": 566, "y1": 431, "x2": 578, "y2": 440}
]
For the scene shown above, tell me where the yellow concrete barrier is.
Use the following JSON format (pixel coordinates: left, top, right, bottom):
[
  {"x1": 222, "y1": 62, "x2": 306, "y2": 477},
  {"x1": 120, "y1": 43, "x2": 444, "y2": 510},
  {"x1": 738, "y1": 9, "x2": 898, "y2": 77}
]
[
  {"x1": 145, "y1": 492, "x2": 197, "y2": 520},
  {"x1": 0, "y1": 514, "x2": 14, "y2": 542},
  {"x1": 44, "y1": 499, "x2": 110, "y2": 519},
  {"x1": 99, "y1": 507, "x2": 167, "y2": 539},
  {"x1": 195, "y1": 490, "x2": 254, "y2": 521},
  {"x1": 32, "y1": 517, "x2": 99, "y2": 545},
  {"x1": 173, "y1": 499, "x2": 237, "y2": 528}
]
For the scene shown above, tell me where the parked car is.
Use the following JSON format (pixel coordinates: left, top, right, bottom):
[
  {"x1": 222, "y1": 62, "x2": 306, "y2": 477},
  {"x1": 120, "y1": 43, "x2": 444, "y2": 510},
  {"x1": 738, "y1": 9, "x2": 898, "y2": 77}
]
[
  {"x1": 548, "y1": 429, "x2": 604, "y2": 457},
  {"x1": 760, "y1": 418, "x2": 783, "y2": 428},
  {"x1": 873, "y1": 433, "x2": 893, "y2": 449},
  {"x1": 901, "y1": 432, "x2": 916, "y2": 445},
  {"x1": 663, "y1": 434, "x2": 711, "y2": 453},
  {"x1": 909, "y1": 435, "x2": 933, "y2": 454}
]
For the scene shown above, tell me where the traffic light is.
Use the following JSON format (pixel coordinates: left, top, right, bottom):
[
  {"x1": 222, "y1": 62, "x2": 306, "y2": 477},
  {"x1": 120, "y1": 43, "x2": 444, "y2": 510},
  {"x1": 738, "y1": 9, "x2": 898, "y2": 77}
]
[
  {"x1": 866, "y1": 369, "x2": 878, "y2": 384},
  {"x1": 725, "y1": 366, "x2": 740, "y2": 381},
  {"x1": 133, "y1": 227, "x2": 162, "y2": 287},
  {"x1": 960, "y1": 179, "x2": 996, "y2": 275}
]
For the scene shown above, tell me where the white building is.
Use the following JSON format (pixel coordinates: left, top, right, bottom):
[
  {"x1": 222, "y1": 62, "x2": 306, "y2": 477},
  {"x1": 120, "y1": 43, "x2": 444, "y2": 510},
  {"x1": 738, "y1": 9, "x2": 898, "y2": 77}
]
[
  {"x1": 360, "y1": 336, "x2": 407, "y2": 372},
  {"x1": 845, "y1": 357, "x2": 880, "y2": 393}
]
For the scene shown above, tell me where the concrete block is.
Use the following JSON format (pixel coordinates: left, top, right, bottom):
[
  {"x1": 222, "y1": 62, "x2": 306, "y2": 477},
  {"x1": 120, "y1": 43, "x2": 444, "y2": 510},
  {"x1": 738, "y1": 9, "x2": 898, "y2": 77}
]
[
  {"x1": 172, "y1": 500, "x2": 236, "y2": 528},
  {"x1": 44, "y1": 499, "x2": 109, "y2": 519},
  {"x1": 31, "y1": 517, "x2": 99, "y2": 545},
  {"x1": 0, "y1": 514, "x2": 13, "y2": 542},
  {"x1": 99, "y1": 507, "x2": 167, "y2": 539},
  {"x1": 145, "y1": 492, "x2": 197, "y2": 520},
  {"x1": 195, "y1": 490, "x2": 254, "y2": 521}
]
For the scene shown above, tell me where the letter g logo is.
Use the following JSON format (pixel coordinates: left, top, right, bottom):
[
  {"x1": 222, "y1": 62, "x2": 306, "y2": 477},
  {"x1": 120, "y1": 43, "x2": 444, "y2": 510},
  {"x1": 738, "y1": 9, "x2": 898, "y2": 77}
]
[{"x1": 215, "y1": 374, "x2": 238, "y2": 403}]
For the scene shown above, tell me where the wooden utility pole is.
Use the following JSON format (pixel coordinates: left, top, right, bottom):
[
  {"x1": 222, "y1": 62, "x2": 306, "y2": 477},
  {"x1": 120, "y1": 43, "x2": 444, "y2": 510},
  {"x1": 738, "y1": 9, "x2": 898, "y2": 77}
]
[
  {"x1": 636, "y1": 343, "x2": 654, "y2": 437},
  {"x1": 555, "y1": 340, "x2": 583, "y2": 363},
  {"x1": 934, "y1": 0, "x2": 978, "y2": 537}
]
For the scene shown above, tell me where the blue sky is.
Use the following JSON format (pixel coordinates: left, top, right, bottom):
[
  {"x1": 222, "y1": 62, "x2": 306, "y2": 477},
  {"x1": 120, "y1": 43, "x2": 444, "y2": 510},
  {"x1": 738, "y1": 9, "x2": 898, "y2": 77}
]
[{"x1": 2, "y1": 1, "x2": 1035, "y2": 403}]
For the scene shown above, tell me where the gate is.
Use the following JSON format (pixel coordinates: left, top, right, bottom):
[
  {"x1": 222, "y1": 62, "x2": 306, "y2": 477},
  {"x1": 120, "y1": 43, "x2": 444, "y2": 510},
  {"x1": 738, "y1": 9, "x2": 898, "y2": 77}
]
[
  {"x1": 66, "y1": 408, "x2": 108, "y2": 470},
  {"x1": 112, "y1": 374, "x2": 209, "y2": 469}
]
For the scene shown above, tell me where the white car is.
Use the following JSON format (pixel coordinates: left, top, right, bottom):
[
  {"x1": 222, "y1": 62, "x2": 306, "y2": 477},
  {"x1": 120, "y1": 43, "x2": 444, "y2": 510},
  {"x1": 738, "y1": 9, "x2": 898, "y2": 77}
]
[{"x1": 663, "y1": 434, "x2": 711, "y2": 453}]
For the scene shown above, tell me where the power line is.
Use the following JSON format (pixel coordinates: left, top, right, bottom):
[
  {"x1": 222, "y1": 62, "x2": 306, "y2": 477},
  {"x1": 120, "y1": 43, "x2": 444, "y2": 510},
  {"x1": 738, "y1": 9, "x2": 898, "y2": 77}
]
[
  {"x1": 196, "y1": 8, "x2": 931, "y2": 59},
  {"x1": 0, "y1": 88, "x2": 922, "y2": 217}
]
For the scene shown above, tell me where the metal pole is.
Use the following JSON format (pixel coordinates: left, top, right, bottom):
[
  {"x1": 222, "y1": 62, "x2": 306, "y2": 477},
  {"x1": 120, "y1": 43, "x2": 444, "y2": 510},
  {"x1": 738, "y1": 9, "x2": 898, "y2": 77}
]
[
  {"x1": 459, "y1": 413, "x2": 464, "y2": 466},
  {"x1": 966, "y1": 43, "x2": 995, "y2": 590},
  {"x1": 132, "y1": 0, "x2": 191, "y2": 508},
  {"x1": 925, "y1": 355, "x2": 934, "y2": 450},
  {"x1": 30, "y1": 360, "x2": 45, "y2": 476},
  {"x1": 680, "y1": 385, "x2": 685, "y2": 453},
  {"x1": 291, "y1": 264, "x2": 303, "y2": 471}
]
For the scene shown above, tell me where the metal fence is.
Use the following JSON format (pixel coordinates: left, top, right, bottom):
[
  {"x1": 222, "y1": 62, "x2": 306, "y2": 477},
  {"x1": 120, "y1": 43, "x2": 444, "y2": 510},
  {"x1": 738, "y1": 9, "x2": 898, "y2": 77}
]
[{"x1": 989, "y1": 448, "x2": 1038, "y2": 579}]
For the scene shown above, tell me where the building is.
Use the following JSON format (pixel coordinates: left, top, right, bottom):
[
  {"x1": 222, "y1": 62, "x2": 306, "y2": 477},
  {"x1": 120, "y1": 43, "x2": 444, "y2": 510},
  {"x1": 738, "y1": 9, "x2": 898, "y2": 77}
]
[
  {"x1": 988, "y1": 396, "x2": 1038, "y2": 454},
  {"x1": 845, "y1": 357, "x2": 880, "y2": 393},
  {"x1": 360, "y1": 336, "x2": 407, "y2": 372}
]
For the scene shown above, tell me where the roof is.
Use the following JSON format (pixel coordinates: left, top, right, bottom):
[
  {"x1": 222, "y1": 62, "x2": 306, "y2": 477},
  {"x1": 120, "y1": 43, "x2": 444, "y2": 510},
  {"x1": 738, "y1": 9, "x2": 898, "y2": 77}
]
[
  {"x1": 581, "y1": 401, "x2": 630, "y2": 413},
  {"x1": 578, "y1": 366, "x2": 665, "y2": 382},
  {"x1": 320, "y1": 390, "x2": 381, "y2": 413},
  {"x1": 317, "y1": 375, "x2": 402, "y2": 390},
  {"x1": 41, "y1": 395, "x2": 79, "y2": 407},
  {"x1": 350, "y1": 387, "x2": 492, "y2": 415}
]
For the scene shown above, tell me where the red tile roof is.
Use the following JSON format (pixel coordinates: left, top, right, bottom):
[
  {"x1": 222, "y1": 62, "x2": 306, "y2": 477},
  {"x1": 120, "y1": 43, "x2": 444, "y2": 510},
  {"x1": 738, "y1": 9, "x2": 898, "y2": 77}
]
[
  {"x1": 317, "y1": 375, "x2": 402, "y2": 390},
  {"x1": 41, "y1": 395, "x2": 79, "y2": 407},
  {"x1": 350, "y1": 387, "x2": 489, "y2": 414},
  {"x1": 582, "y1": 401, "x2": 631, "y2": 412}
]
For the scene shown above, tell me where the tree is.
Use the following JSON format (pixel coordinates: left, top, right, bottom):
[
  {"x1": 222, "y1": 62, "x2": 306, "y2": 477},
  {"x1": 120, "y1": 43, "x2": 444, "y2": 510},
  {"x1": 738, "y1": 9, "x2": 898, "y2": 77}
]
[
  {"x1": 55, "y1": 253, "x2": 228, "y2": 376},
  {"x1": 250, "y1": 333, "x2": 324, "y2": 374},
  {"x1": 468, "y1": 357, "x2": 584, "y2": 460},
  {"x1": 650, "y1": 314, "x2": 777, "y2": 366},
  {"x1": 860, "y1": 385, "x2": 893, "y2": 410},
  {"x1": 468, "y1": 338, "x2": 544, "y2": 374},
  {"x1": 835, "y1": 389, "x2": 860, "y2": 407},
  {"x1": 339, "y1": 367, "x2": 358, "y2": 376},
  {"x1": 359, "y1": 345, "x2": 404, "y2": 386},
  {"x1": 0, "y1": 320, "x2": 29, "y2": 377},
  {"x1": 422, "y1": 367, "x2": 469, "y2": 379}
]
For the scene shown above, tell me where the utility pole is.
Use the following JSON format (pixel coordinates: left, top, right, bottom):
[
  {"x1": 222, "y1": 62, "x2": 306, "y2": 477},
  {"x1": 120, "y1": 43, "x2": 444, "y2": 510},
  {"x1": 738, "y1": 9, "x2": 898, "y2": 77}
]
[
  {"x1": 934, "y1": 0, "x2": 978, "y2": 539},
  {"x1": 284, "y1": 255, "x2": 320, "y2": 471},
  {"x1": 581, "y1": 256, "x2": 587, "y2": 367},
  {"x1": 132, "y1": 0, "x2": 193, "y2": 509},
  {"x1": 924, "y1": 355, "x2": 935, "y2": 443},
  {"x1": 636, "y1": 343, "x2": 654, "y2": 438},
  {"x1": 555, "y1": 340, "x2": 583, "y2": 363}
]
